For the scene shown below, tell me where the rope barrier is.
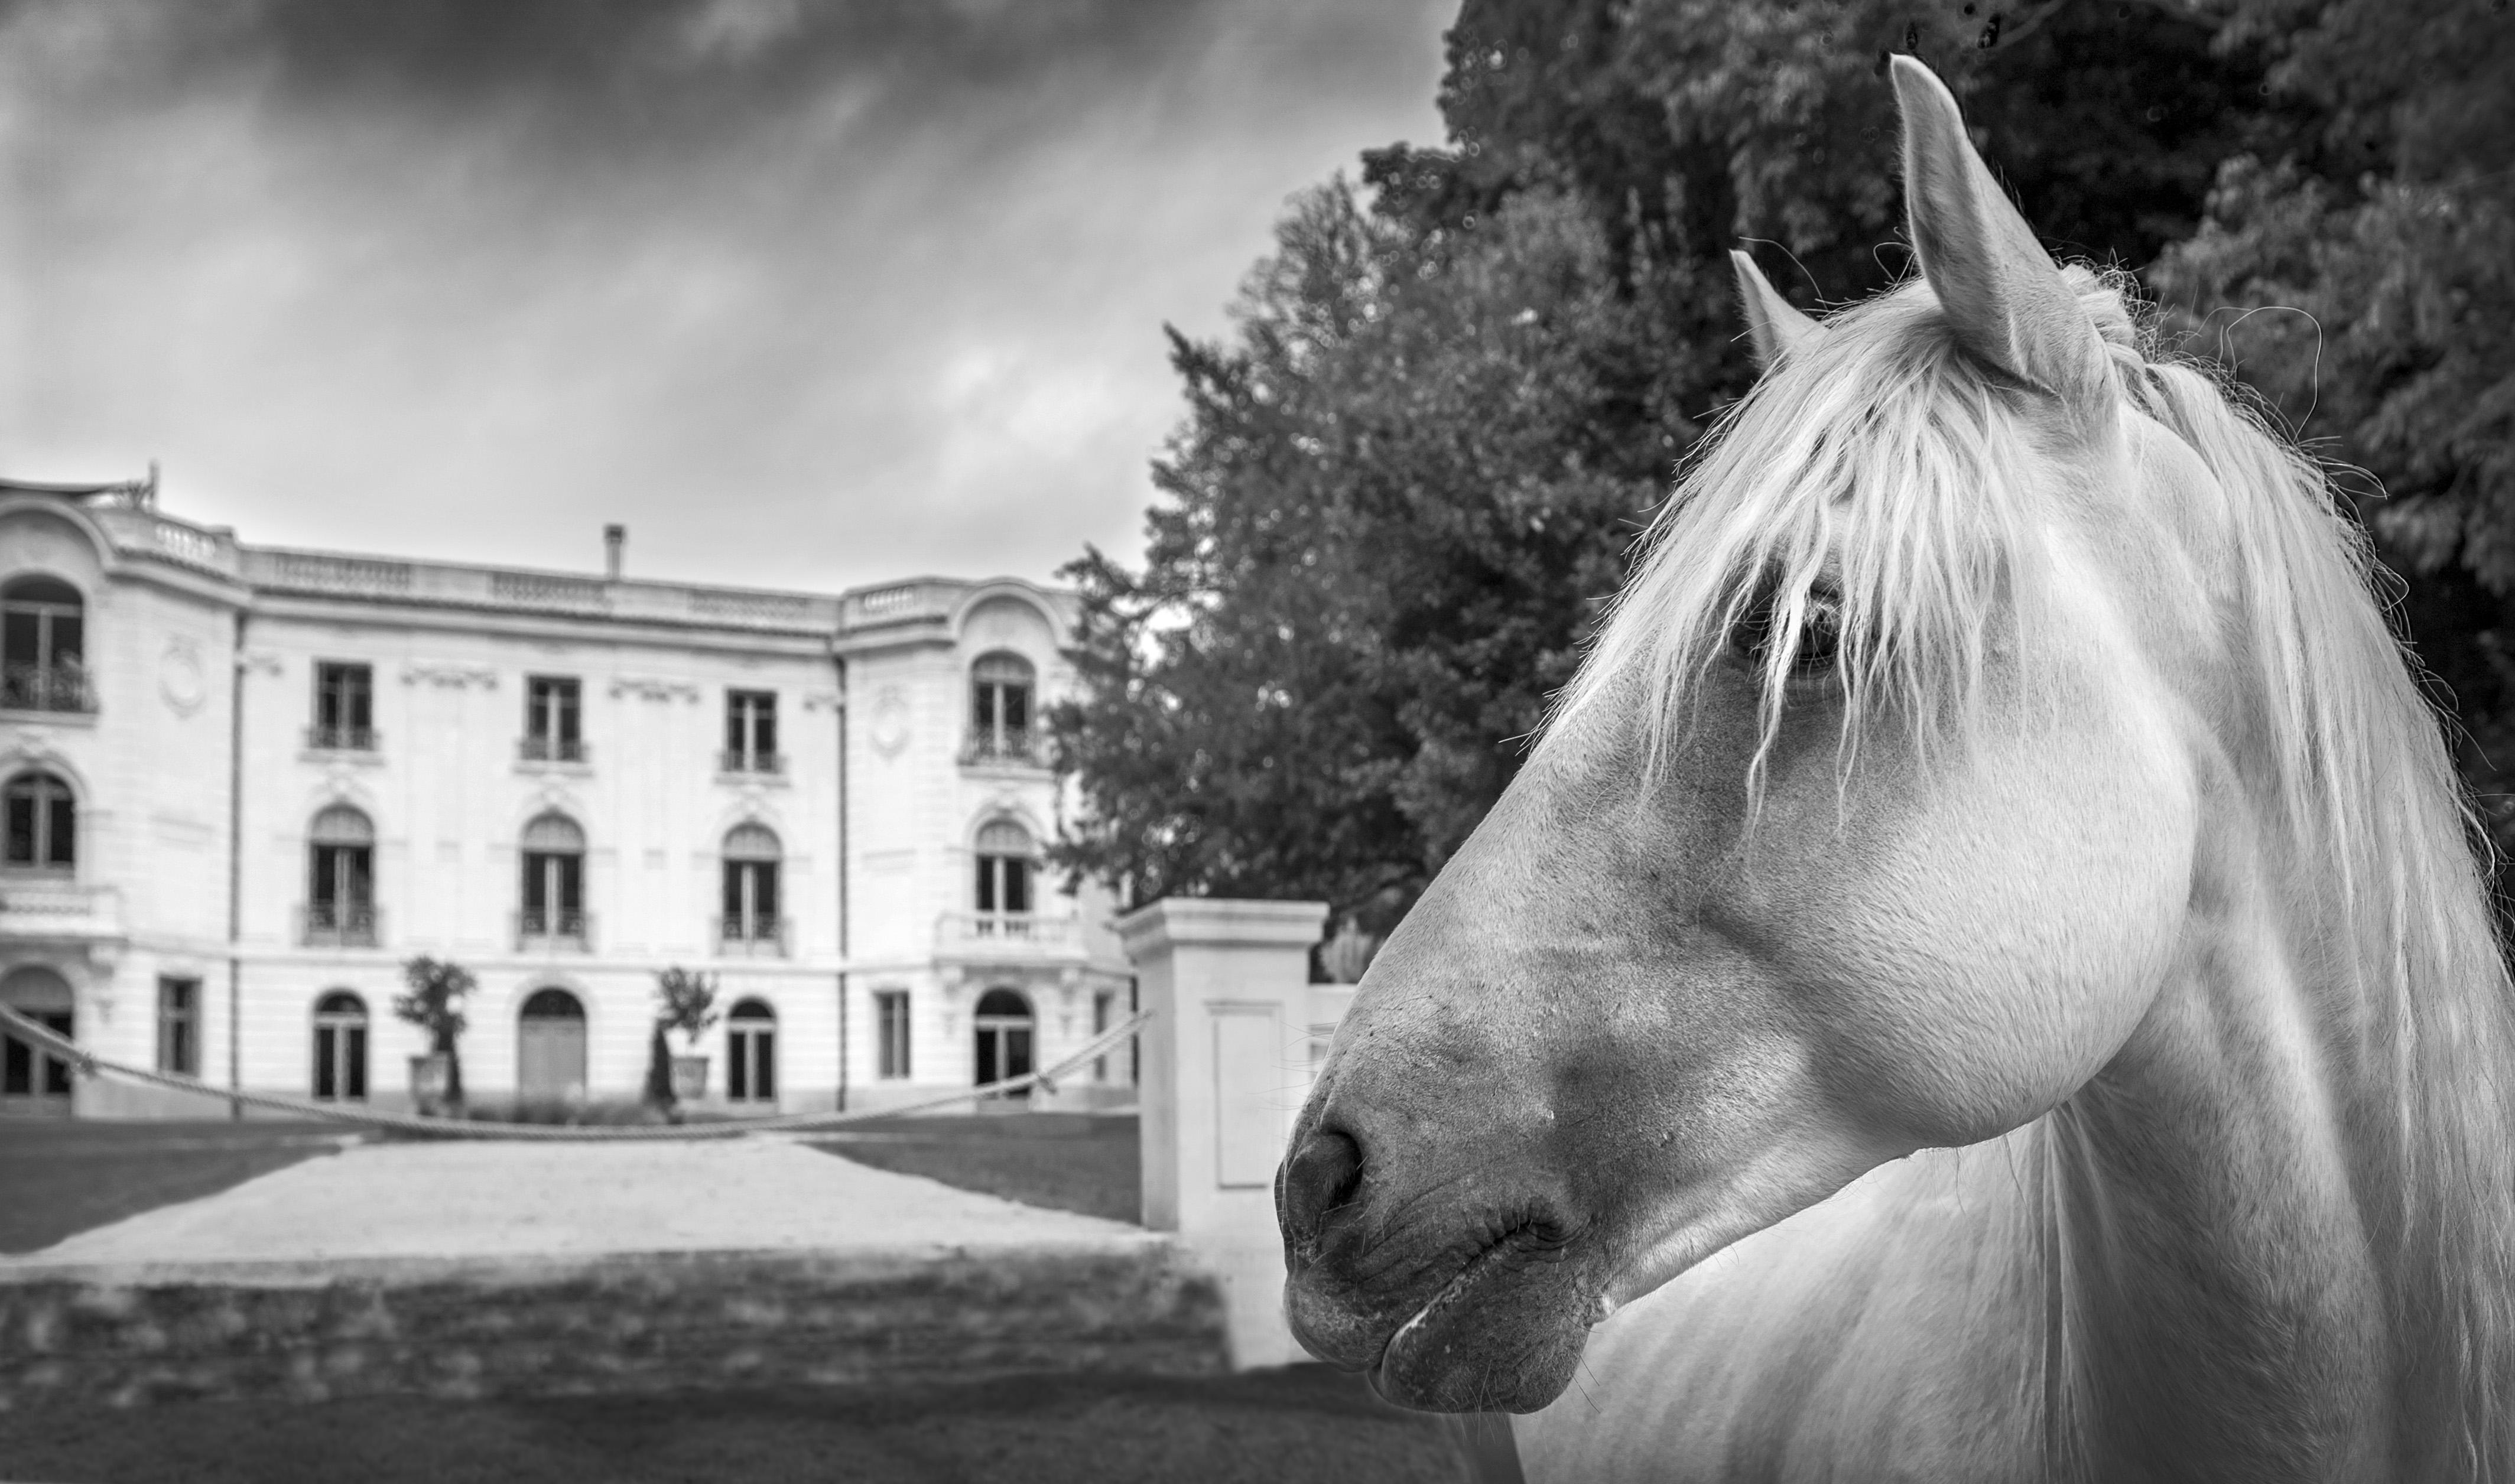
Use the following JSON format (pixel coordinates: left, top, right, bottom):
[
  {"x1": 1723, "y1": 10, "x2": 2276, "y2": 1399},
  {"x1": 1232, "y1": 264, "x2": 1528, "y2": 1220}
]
[{"x1": 0, "y1": 1001, "x2": 1146, "y2": 1141}]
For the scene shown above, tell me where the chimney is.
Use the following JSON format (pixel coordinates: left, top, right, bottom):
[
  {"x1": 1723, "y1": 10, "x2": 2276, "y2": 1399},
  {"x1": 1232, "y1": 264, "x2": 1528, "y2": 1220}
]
[{"x1": 603, "y1": 524, "x2": 625, "y2": 581}]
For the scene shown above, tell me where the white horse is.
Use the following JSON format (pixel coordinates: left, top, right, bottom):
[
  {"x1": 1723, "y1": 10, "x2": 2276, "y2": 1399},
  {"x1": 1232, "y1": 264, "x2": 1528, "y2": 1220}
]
[{"x1": 1277, "y1": 55, "x2": 2515, "y2": 1482}]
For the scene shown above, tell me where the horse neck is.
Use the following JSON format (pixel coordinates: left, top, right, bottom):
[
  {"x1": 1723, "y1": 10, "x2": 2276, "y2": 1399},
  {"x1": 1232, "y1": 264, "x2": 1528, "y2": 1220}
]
[{"x1": 2039, "y1": 754, "x2": 2503, "y2": 1480}]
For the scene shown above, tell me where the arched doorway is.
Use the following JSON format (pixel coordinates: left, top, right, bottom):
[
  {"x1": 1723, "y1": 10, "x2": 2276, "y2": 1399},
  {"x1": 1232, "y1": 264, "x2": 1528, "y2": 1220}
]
[
  {"x1": 516, "y1": 987, "x2": 587, "y2": 1101},
  {"x1": 973, "y1": 987, "x2": 1033, "y2": 1100},
  {"x1": 1, "y1": 965, "x2": 75, "y2": 1112},
  {"x1": 725, "y1": 998, "x2": 776, "y2": 1105},
  {"x1": 311, "y1": 990, "x2": 369, "y2": 1101}
]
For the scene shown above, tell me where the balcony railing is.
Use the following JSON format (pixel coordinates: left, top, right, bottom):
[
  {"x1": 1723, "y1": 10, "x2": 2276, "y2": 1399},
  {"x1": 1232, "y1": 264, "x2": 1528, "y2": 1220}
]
[
  {"x1": 957, "y1": 730, "x2": 1044, "y2": 768},
  {"x1": 935, "y1": 911, "x2": 1077, "y2": 956},
  {"x1": 0, "y1": 663, "x2": 96, "y2": 715},
  {"x1": 714, "y1": 915, "x2": 788, "y2": 956},
  {"x1": 515, "y1": 907, "x2": 592, "y2": 951},
  {"x1": 518, "y1": 736, "x2": 589, "y2": 764},
  {"x1": 300, "y1": 902, "x2": 381, "y2": 948},
  {"x1": 305, "y1": 724, "x2": 379, "y2": 753},
  {"x1": 717, "y1": 749, "x2": 785, "y2": 776},
  {"x1": 0, "y1": 880, "x2": 122, "y2": 940}
]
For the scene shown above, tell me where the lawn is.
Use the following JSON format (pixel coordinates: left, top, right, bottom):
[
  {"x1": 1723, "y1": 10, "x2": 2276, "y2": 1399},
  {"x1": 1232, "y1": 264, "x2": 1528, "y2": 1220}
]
[
  {"x1": 0, "y1": 1111, "x2": 1143, "y2": 1256},
  {"x1": 0, "y1": 1365, "x2": 1462, "y2": 1484},
  {"x1": 0, "y1": 1119, "x2": 350, "y2": 1255},
  {"x1": 806, "y1": 1111, "x2": 1142, "y2": 1224}
]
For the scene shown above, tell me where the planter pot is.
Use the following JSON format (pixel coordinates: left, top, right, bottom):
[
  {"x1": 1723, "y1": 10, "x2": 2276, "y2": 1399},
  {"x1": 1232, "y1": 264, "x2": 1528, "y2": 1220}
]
[
  {"x1": 408, "y1": 1052, "x2": 451, "y2": 1115},
  {"x1": 670, "y1": 1055, "x2": 710, "y2": 1104}
]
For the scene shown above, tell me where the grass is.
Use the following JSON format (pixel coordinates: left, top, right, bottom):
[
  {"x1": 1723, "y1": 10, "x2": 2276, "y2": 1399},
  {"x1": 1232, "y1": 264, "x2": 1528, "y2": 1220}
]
[
  {"x1": 0, "y1": 1366, "x2": 1460, "y2": 1484},
  {"x1": 0, "y1": 1120, "x2": 349, "y2": 1255},
  {"x1": 805, "y1": 1112, "x2": 1142, "y2": 1225}
]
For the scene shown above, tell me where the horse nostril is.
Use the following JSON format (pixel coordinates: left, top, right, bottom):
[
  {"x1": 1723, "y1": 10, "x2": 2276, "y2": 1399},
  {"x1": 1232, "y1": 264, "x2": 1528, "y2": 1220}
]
[{"x1": 1279, "y1": 1127, "x2": 1365, "y2": 1242}]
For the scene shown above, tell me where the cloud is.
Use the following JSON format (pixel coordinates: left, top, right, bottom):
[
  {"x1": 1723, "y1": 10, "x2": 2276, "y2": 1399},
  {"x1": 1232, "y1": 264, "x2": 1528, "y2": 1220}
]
[{"x1": 0, "y1": 0, "x2": 1451, "y2": 590}]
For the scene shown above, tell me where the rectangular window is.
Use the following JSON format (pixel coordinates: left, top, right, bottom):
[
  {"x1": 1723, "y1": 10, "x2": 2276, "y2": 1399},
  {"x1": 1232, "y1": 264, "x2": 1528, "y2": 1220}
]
[
  {"x1": 5, "y1": 774, "x2": 74, "y2": 868},
  {"x1": 5, "y1": 790, "x2": 33, "y2": 865},
  {"x1": 876, "y1": 990, "x2": 911, "y2": 1079},
  {"x1": 313, "y1": 663, "x2": 374, "y2": 748},
  {"x1": 524, "y1": 676, "x2": 582, "y2": 760},
  {"x1": 1091, "y1": 990, "x2": 1114, "y2": 1082},
  {"x1": 721, "y1": 860, "x2": 781, "y2": 941},
  {"x1": 724, "y1": 690, "x2": 779, "y2": 772},
  {"x1": 309, "y1": 845, "x2": 375, "y2": 909},
  {"x1": 976, "y1": 855, "x2": 1032, "y2": 915},
  {"x1": 521, "y1": 852, "x2": 584, "y2": 915},
  {"x1": 157, "y1": 977, "x2": 199, "y2": 1075}
]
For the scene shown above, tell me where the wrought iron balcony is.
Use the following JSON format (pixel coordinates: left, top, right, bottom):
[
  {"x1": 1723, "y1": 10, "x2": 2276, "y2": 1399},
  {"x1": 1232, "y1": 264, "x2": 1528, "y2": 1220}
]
[
  {"x1": 305, "y1": 724, "x2": 379, "y2": 753},
  {"x1": 717, "y1": 749, "x2": 785, "y2": 776},
  {"x1": 517, "y1": 736, "x2": 589, "y2": 764},
  {"x1": 300, "y1": 901, "x2": 381, "y2": 948},
  {"x1": 514, "y1": 907, "x2": 592, "y2": 951},
  {"x1": 957, "y1": 730, "x2": 1044, "y2": 768},
  {"x1": 714, "y1": 915, "x2": 788, "y2": 956},
  {"x1": 0, "y1": 663, "x2": 96, "y2": 715}
]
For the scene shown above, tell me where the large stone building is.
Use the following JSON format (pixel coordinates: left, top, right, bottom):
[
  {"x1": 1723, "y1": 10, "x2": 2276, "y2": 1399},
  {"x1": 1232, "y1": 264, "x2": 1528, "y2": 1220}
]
[{"x1": 0, "y1": 474, "x2": 1135, "y2": 1119}]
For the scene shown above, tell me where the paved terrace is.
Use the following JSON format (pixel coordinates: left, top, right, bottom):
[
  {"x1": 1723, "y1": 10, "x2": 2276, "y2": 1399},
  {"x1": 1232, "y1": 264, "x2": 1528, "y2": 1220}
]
[{"x1": 0, "y1": 1136, "x2": 1226, "y2": 1408}]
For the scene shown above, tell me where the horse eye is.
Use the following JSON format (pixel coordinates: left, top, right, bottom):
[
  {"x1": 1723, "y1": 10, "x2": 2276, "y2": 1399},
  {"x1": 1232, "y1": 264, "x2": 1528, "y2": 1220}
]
[{"x1": 1732, "y1": 586, "x2": 1842, "y2": 679}]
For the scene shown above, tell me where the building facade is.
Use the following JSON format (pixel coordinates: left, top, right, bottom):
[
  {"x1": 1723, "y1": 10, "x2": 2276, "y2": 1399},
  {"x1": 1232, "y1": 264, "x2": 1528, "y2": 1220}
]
[{"x1": 0, "y1": 478, "x2": 1135, "y2": 1119}]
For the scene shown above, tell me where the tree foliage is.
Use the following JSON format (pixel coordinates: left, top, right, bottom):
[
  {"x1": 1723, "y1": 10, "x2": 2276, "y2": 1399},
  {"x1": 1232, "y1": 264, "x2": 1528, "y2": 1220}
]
[
  {"x1": 1056, "y1": 0, "x2": 2515, "y2": 917},
  {"x1": 394, "y1": 955, "x2": 475, "y2": 1104},
  {"x1": 1050, "y1": 181, "x2": 1697, "y2": 931},
  {"x1": 2152, "y1": 0, "x2": 2515, "y2": 840}
]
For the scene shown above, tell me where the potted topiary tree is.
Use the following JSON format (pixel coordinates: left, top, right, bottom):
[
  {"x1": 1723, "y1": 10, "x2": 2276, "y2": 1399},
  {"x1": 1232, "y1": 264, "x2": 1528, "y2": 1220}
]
[
  {"x1": 395, "y1": 956, "x2": 475, "y2": 1116},
  {"x1": 653, "y1": 966, "x2": 719, "y2": 1107}
]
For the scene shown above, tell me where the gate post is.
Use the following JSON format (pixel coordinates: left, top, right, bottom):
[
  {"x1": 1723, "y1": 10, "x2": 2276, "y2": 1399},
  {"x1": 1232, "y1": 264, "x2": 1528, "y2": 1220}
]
[{"x1": 1117, "y1": 897, "x2": 1328, "y2": 1369}]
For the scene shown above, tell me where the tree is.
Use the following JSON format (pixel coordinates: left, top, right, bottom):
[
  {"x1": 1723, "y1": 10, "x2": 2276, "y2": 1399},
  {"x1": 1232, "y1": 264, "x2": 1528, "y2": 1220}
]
[
  {"x1": 644, "y1": 966, "x2": 719, "y2": 1109},
  {"x1": 1058, "y1": 0, "x2": 2511, "y2": 918},
  {"x1": 2152, "y1": 0, "x2": 2515, "y2": 847},
  {"x1": 1051, "y1": 179, "x2": 1687, "y2": 933},
  {"x1": 393, "y1": 955, "x2": 475, "y2": 1107}
]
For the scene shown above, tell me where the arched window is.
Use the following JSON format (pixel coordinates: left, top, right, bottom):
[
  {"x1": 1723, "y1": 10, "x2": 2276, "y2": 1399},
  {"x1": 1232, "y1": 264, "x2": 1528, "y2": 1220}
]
[
  {"x1": 518, "y1": 813, "x2": 587, "y2": 948},
  {"x1": 1, "y1": 575, "x2": 89, "y2": 713},
  {"x1": 3, "y1": 771, "x2": 74, "y2": 871},
  {"x1": 719, "y1": 823, "x2": 783, "y2": 951},
  {"x1": 726, "y1": 997, "x2": 776, "y2": 1104},
  {"x1": 973, "y1": 819, "x2": 1033, "y2": 925},
  {"x1": 973, "y1": 987, "x2": 1034, "y2": 1095},
  {"x1": 306, "y1": 805, "x2": 378, "y2": 945},
  {"x1": 965, "y1": 652, "x2": 1036, "y2": 764},
  {"x1": 311, "y1": 990, "x2": 368, "y2": 1101},
  {"x1": 516, "y1": 986, "x2": 587, "y2": 1101}
]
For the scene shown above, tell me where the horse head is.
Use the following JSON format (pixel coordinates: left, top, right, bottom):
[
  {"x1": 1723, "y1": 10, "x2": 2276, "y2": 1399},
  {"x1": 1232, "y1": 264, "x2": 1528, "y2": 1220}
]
[{"x1": 1278, "y1": 56, "x2": 2227, "y2": 1414}]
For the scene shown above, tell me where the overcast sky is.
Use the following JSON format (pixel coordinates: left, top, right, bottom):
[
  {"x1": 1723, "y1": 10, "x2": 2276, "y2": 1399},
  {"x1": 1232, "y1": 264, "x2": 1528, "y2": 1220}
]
[{"x1": 0, "y1": 0, "x2": 1451, "y2": 592}]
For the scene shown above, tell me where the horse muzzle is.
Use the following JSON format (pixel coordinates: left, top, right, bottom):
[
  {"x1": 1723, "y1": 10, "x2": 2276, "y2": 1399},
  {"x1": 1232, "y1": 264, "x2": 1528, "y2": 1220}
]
[{"x1": 1278, "y1": 1124, "x2": 1601, "y2": 1413}]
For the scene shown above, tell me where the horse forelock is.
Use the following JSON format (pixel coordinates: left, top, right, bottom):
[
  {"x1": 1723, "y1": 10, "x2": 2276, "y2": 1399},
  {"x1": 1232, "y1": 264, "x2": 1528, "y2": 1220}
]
[
  {"x1": 1554, "y1": 278, "x2": 2048, "y2": 798},
  {"x1": 1557, "y1": 266, "x2": 2515, "y2": 1473}
]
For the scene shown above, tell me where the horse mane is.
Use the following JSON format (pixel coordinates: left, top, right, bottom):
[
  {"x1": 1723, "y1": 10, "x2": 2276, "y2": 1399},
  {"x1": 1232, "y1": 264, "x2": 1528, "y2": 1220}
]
[{"x1": 1557, "y1": 271, "x2": 2515, "y2": 1475}]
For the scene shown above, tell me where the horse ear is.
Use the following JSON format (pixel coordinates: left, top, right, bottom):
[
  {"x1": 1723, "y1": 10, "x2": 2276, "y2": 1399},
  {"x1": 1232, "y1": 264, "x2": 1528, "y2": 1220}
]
[
  {"x1": 1730, "y1": 249, "x2": 1818, "y2": 371},
  {"x1": 1890, "y1": 56, "x2": 2110, "y2": 416}
]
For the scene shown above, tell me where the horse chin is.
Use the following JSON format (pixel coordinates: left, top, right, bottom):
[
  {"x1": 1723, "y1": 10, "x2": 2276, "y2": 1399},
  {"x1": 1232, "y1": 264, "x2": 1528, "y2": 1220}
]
[{"x1": 1363, "y1": 1257, "x2": 1598, "y2": 1414}]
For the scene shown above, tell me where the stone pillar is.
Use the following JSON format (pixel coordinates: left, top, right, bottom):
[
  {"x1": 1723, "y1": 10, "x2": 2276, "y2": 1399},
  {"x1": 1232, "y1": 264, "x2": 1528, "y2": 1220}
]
[{"x1": 1117, "y1": 897, "x2": 1328, "y2": 1369}]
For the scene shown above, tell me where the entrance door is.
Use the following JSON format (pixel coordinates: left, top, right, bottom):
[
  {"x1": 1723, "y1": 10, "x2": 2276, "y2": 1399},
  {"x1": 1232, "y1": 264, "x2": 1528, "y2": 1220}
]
[
  {"x1": 972, "y1": 987, "x2": 1033, "y2": 1102},
  {"x1": 516, "y1": 987, "x2": 587, "y2": 1101},
  {"x1": 1, "y1": 966, "x2": 76, "y2": 1116}
]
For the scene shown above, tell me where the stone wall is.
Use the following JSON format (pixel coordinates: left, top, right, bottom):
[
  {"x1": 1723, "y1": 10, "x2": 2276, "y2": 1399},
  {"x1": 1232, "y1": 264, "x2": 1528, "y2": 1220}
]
[{"x1": 0, "y1": 1246, "x2": 1226, "y2": 1411}]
